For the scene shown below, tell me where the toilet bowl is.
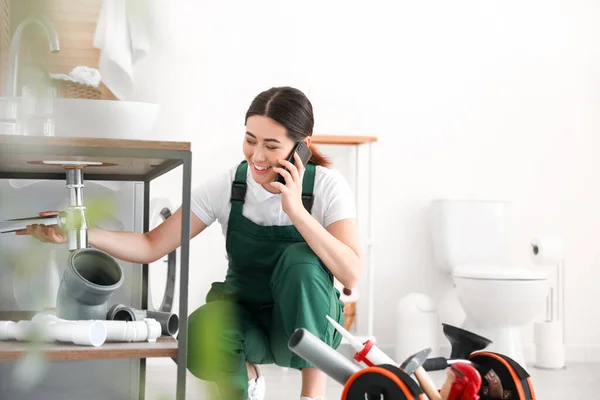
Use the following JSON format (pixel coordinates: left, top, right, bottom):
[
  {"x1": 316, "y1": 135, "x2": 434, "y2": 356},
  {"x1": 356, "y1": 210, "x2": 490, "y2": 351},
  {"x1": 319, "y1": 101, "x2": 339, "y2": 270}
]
[
  {"x1": 453, "y1": 264, "x2": 548, "y2": 366},
  {"x1": 430, "y1": 199, "x2": 549, "y2": 367}
]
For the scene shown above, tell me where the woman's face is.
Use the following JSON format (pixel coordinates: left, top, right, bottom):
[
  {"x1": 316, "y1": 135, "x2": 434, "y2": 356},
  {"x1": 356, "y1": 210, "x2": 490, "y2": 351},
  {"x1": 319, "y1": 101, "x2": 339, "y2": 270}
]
[{"x1": 243, "y1": 115, "x2": 297, "y2": 188}]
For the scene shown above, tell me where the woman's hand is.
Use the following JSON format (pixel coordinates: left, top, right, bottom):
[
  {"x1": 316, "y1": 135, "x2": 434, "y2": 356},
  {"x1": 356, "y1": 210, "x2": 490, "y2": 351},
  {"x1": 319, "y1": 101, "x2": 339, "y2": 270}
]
[
  {"x1": 271, "y1": 152, "x2": 307, "y2": 219},
  {"x1": 15, "y1": 211, "x2": 68, "y2": 244}
]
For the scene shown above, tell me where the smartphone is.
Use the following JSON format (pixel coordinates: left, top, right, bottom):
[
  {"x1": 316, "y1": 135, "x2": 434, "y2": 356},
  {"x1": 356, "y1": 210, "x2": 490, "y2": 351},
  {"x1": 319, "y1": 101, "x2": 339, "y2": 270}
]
[{"x1": 274, "y1": 141, "x2": 313, "y2": 184}]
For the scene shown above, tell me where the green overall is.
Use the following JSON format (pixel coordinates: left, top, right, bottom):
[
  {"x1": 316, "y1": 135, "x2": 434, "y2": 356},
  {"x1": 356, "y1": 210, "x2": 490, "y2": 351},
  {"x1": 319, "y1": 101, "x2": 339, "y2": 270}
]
[{"x1": 186, "y1": 161, "x2": 345, "y2": 399}]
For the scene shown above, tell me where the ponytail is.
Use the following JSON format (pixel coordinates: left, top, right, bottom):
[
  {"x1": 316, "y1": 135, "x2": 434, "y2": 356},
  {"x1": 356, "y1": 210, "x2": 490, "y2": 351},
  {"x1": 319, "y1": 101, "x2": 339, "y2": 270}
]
[{"x1": 308, "y1": 143, "x2": 331, "y2": 168}]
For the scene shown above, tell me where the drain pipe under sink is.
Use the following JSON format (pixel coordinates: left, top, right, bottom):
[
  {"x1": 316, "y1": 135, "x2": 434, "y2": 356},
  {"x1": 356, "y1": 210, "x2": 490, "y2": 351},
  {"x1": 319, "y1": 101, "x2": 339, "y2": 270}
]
[
  {"x1": 56, "y1": 248, "x2": 124, "y2": 321},
  {"x1": 2, "y1": 165, "x2": 164, "y2": 345}
]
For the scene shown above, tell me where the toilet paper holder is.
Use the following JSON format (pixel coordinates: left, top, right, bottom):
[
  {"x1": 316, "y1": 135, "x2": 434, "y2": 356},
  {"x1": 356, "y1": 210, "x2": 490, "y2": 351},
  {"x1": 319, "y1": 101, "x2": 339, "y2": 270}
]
[
  {"x1": 531, "y1": 236, "x2": 566, "y2": 369},
  {"x1": 530, "y1": 237, "x2": 565, "y2": 325}
]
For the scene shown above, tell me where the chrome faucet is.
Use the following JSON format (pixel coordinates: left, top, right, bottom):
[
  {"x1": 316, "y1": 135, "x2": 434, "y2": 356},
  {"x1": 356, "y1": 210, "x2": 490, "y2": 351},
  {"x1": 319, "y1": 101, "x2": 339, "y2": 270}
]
[
  {"x1": 0, "y1": 166, "x2": 89, "y2": 251},
  {"x1": 4, "y1": 15, "x2": 60, "y2": 97}
]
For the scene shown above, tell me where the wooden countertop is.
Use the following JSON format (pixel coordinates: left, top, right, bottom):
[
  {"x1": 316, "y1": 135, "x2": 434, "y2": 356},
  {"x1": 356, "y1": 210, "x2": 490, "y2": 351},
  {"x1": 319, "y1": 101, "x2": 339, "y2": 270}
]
[
  {"x1": 0, "y1": 134, "x2": 191, "y2": 181},
  {"x1": 0, "y1": 135, "x2": 190, "y2": 151},
  {"x1": 312, "y1": 134, "x2": 378, "y2": 145}
]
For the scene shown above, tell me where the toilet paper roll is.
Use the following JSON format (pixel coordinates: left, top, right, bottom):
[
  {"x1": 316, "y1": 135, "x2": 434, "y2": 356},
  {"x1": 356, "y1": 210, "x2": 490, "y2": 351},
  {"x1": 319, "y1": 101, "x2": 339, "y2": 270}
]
[
  {"x1": 531, "y1": 236, "x2": 564, "y2": 266},
  {"x1": 535, "y1": 320, "x2": 563, "y2": 343},
  {"x1": 534, "y1": 321, "x2": 565, "y2": 369}
]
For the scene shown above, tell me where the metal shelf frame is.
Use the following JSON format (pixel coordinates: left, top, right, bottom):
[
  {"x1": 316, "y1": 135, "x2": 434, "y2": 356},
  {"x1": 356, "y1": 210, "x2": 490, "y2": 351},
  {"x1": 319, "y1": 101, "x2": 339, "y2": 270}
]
[
  {"x1": 0, "y1": 135, "x2": 193, "y2": 400},
  {"x1": 312, "y1": 134, "x2": 377, "y2": 343}
]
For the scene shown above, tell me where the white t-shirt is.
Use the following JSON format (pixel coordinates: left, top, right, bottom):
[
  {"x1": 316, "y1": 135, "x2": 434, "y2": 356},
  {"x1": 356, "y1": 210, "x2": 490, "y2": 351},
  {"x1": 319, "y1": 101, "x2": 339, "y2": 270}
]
[{"x1": 191, "y1": 163, "x2": 356, "y2": 237}]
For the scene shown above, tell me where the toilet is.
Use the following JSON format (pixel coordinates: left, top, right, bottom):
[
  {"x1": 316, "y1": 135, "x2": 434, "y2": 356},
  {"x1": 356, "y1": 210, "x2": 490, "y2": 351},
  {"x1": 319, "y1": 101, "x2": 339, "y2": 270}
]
[{"x1": 430, "y1": 199, "x2": 548, "y2": 367}]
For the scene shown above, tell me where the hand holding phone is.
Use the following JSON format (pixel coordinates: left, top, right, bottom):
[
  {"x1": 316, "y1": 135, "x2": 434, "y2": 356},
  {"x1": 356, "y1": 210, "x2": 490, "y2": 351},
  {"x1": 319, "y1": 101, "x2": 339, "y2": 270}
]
[
  {"x1": 272, "y1": 141, "x2": 313, "y2": 218},
  {"x1": 274, "y1": 141, "x2": 312, "y2": 184}
]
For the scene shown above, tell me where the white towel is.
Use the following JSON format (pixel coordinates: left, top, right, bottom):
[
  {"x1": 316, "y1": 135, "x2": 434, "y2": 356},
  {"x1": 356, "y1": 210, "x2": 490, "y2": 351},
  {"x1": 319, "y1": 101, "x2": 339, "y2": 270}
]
[{"x1": 93, "y1": 0, "x2": 151, "y2": 100}]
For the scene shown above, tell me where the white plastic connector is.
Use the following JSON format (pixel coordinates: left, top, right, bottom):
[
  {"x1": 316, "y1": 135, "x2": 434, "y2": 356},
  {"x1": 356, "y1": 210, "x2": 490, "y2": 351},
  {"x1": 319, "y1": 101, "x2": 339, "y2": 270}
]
[
  {"x1": 103, "y1": 318, "x2": 161, "y2": 343},
  {"x1": 0, "y1": 311, "x2": 163, "y2": 347},
  {"x1": 31, "y1": 312, "x2": 107, "y2": 347},
  {"x1": 0, "y1": 321, "x2": 17, "y2": 340},
  {"x1": 144, "y1": 318, "x2": 162, "y2": 343}
]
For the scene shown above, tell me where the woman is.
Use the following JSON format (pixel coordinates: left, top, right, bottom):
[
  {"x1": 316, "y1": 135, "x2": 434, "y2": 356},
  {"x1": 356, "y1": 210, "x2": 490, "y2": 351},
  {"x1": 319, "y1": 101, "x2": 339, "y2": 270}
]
[{"x1": 23, "y1": 86, "x2": 362, "y2": 400}]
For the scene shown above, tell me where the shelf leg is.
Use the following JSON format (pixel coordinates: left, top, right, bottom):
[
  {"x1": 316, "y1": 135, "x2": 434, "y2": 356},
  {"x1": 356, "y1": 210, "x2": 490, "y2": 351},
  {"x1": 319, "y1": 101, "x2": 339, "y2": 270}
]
[
  {"x1": 177, "y1": 152, "x2": 192, "y2": 399},
  {"x1": 367, "y1": 142, "x2": 375, "y2": 340},
  {"x1": 354, "y1": 144, "x2": 361, "y2": 334},
  {"x1": 139, "y1": 181, "x2": 151, "y2": 400},
  {"x1": 355, "y1": 145, "x2": 360, "y2": 224}
]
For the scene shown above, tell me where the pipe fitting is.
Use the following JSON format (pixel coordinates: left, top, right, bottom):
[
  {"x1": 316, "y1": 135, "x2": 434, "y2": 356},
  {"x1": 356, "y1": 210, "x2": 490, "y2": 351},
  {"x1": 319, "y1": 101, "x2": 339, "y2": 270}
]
[
  {"x1": 107, "y1": 304, "x2": 179, "y2": 336},
  {"x1": 56, "y1": 248, "x2": 123, "y2": 321},
  {"x1": 106, "y1": 303, "x2": 146, "y2": 321},
  {"x1": 103, "y1": 319, "x2": 162, "y2": 343}
]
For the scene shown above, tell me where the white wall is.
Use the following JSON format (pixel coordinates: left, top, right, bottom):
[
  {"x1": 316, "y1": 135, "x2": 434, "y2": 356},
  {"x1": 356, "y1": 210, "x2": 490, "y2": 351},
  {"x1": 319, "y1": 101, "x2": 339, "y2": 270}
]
[{"x1": 128, "y1": 0, "x2": 600, "y2": 361}]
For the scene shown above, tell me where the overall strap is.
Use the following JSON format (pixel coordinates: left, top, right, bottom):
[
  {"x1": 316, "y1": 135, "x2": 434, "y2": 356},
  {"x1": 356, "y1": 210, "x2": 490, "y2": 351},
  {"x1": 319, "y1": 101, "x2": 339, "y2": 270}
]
[
  {"x1": 302, "y1": 163, "x2": 316, "y2": 213},
  {"x1": 230, "y1": 161, "x2": 248, "y2": 214},
  {"x1": 229, "y1": 160, "x2": 316, "y2": 213}
]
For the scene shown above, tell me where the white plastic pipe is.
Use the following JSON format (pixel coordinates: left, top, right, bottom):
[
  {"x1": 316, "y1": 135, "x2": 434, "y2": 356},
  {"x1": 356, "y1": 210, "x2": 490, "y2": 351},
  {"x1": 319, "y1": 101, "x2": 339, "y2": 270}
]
[
  {"x1": 0, "y1": 312, "x2": 162, "y2": 347},
  {"x1": 46, "y1": 320, "x2": 107, "y2": 347},
  {"x1": 14, "y1": 321, "x2": 32, "y2": 341},
  {"x1": 0, "y1": 318, "x2": 106, "y2": 347},
  {"x1": 30, "y1": 313, "x2": 106, "y2": 347},
  {"x1": 0, "y1": 321, "x2": 17, "y2": 340},
  {"x1": 33, "y1": 311, "x2": 161, "y2": 343}
]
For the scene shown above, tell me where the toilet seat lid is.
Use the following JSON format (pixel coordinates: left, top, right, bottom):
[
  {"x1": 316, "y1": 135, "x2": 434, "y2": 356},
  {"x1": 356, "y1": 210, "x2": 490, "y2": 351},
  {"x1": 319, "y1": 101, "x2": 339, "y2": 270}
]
[{"x1": 453, "y1": 265, "x2": 547, "y2": 280}]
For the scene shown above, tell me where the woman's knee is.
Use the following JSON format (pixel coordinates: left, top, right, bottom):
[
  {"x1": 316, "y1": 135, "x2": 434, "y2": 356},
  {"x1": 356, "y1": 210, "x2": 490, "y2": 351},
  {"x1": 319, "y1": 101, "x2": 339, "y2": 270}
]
[
  {"x1": 187, "y1": 300, "x2": 245, "y2": 379},
  {"x1": 272, "y1": 242, "x2": 330, "y2": 286}
]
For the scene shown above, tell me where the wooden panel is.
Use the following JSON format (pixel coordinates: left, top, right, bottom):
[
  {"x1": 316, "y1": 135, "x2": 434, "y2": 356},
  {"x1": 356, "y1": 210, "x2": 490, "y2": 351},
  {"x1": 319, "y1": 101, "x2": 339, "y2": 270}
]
[
  {"x1": 19, "y1": 0, "x2": 101, "y2": 65},
  {"x1": 0, "y1": 0, "x2": 9, "y2": 95},
  {"x1": 0, "y1": 336, "x2": 178, "y2": 361},
  {"x1": 312, "y1": 134, "x2": 378, "y2": 146},
  {"x1": 0, "y1": 135, "x2": 190, "y2": 178},
  {"x1": 43, "y1": 0, "x2": 117, "y2": 100},
  {"x1": 5, "y1": 0, "x2": 117, "y2": 99}
]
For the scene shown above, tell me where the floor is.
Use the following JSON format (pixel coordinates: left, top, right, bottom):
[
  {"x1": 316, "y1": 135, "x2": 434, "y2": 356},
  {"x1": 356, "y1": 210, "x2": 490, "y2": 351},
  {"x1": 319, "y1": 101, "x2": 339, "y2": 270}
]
[{"x1": 145, "y1": 359, "x2": 598, "y2": 399}]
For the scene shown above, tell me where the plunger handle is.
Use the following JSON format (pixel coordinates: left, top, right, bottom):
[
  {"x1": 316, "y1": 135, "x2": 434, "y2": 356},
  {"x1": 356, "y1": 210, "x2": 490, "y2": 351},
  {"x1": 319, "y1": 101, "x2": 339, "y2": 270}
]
[
  {"x1": 415, "y1": 366, "x2": 442, "y2": 400},
  {"x1": 423, "y1": 357, "x2": 449, "y2": 371}
]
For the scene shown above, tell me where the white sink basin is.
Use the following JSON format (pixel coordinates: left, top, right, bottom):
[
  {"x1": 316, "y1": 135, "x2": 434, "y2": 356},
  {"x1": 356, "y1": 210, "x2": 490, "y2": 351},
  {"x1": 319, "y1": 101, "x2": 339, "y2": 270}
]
[
  {"x1": 0, "y1": 97, "x2": 159, "y2": 140},
  {"x1": 52, "y1": 98, "x2": 159, "y2": 139}
]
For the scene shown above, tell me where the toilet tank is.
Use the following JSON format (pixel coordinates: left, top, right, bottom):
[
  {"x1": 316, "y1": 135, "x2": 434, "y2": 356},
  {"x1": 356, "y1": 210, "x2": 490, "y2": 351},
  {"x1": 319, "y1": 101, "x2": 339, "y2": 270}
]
[{"x1": 430, "y1": 200, "x2": 510, "y2": 273}]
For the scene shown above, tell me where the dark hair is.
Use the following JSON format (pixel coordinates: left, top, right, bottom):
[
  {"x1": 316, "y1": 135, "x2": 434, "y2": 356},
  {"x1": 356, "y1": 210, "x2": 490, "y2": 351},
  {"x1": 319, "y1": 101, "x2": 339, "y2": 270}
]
[{"x1": 245, "y1": 86, "x2": 331, "y2": 167}]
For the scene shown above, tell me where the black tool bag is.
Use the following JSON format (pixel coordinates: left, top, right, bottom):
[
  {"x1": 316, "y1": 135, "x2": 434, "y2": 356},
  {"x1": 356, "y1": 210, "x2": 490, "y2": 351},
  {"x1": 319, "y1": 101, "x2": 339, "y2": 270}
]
[
  {"x1": 342, "y1": 364, "x2": 424, "y2": 400},
  {"x1": 470, "y1": 352, "x2": 537, "y2": 399}
]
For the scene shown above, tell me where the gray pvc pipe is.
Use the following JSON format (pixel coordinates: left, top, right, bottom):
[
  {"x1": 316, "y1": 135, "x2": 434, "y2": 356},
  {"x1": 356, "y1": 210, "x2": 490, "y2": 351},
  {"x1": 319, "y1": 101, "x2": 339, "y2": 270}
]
[
  {"x1": 107, "y1": 304, "x2": 145, "y2": 321},
  {"x1": 56, "y1": 248, "x2": 124, "y2": 321},
  {"x1": 288, "y1": 328, "x2": 360, "y2": 386},
  {"x1": 107, "y1": 304, "x2": 179, "y2": 336},
  {"x1": 146, "y1": 310, "x2": 179, "y2": 336}
]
